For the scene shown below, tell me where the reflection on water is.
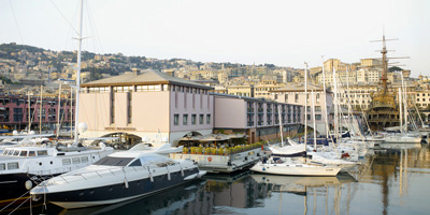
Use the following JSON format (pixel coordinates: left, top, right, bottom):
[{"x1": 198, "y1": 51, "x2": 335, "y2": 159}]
[{"x1": 2, "y1": 144, "x2": 430, "y2": 215}]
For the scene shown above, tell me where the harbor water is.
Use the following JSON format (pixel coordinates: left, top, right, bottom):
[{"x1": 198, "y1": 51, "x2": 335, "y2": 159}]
[{"x1": 1, "y1": 144, "x2": 429, "y2": 215}]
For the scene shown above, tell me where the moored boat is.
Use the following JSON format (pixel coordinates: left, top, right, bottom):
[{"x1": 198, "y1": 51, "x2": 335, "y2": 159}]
[
  {"x1": 0, "y1": 144, "x2": 113, "y2": 197},
  {"x1": 30, "y1": 144, "x2": 206, "y2": 209},
  {"x1": 250, "y1": 157, "x2": 341, "y2": 177}
]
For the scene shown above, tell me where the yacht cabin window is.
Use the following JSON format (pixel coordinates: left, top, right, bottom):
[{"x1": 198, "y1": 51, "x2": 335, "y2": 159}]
[
  {"x1": 94, "y1": 157, "x2": 134, "y2": 166},
  {"x1": 7, "y1": 162, "x2": 19, "y2": 170},
  {"x1": 29, "y1": 151, "x2": 36, "y2": 156},
  {"x1": 0, "y1": 163, "x2": 5, "y2": 170},
  {"x1": 129, "y1": 159, "x2": 142, "y2": 167},
  {"x1": 20, "y1": 151, "x2": 28, "y2": 157},
  {"x1": 37, "y1": 150, "x2": 48, "y2": 156},
  {"x1": 13, "y1": 150, "x2": 19, "y2": 156}
]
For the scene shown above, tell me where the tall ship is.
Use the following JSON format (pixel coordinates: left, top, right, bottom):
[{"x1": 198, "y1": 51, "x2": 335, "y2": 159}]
[{"x1": 367, "y1": 35, "x2": 400, "y2": 131}]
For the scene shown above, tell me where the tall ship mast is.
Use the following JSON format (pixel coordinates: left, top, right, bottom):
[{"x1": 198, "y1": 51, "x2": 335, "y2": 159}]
[{"x1": 366, "y1": 34, "x2": 400, "y2": 131}]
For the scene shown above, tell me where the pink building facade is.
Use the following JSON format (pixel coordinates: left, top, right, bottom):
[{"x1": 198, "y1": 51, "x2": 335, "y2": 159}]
[
  {"x1": 214, "y1": 94, "x2": 302, "y2": 143},
  {"x1": 79, "y1": 70, "x2": 214, "y2": 145},
  {"x1": 0, "y1": 93, "x2": 73, "y2": 131}
]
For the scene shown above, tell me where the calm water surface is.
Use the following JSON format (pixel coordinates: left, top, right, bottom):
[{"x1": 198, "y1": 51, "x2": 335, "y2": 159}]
[{"x1": 3, "y1": 144, "x2": 430, "y2": 215}]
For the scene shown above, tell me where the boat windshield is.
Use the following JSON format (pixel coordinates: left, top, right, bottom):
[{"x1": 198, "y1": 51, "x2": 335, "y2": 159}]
[{"x1": 93, "y1": 156, "x2": 134, "y2": 166}]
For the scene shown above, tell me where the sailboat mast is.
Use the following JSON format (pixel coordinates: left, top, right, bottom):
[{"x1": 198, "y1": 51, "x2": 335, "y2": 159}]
[
  {"x1": 398, "y1": 88, "x2": 403, "y2": 134},
  {"x1": 401, "y1": 72, "x2": 407, "y2": 133},
  {"x1": 27, "y1": 91, "x2": 31, "y2": 133},
  {"x1": 311, "y1": 90, "x2": 317, "y2": 150},
  {"x1": 74, "y1": 0, "x2": 84, "y2": 144},
  {"x1": 70, "y1": 88, "x2": 73, "y2": 138},
  {"x1": 278, "y1": 105, "x2": 284, "y2": 147},
  {"x1": 333, "y1": 67, "x2": 339, "y2": 139},
  {"x1": 57, "y1": 82, "x2": 62, "y2": 138},
  {"x1": 39, "y1": 85, "x2": 43, "y2": 134},
  {"x1": 321, "y1": 57, "x2": 329, "y2": 139},
  {"x1": 304, "y1": 62, "x2": 308, "y2": 150}
]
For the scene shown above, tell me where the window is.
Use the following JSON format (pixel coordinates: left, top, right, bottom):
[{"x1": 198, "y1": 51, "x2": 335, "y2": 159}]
[
  {"x1": 0, "y1": 164, "x2": 5, "y2": 170},
  {"x1": 94, "y1": 157, "x2": 134, "y2": 166},
  {"x1": 7, "y1": 162, "x2": 19, "y2": 170},
  {"x1": 37, "y1": 150, "x2": 48, "y2": 156},
  {"x1": 199, "y1": 114, "x2": 204, "y2": 124},
  {"x1": 20, "y1": 151, "x2": 28, "y2": 157},
  {"x1": 183, "y1": 114, "x2": 188, "y2": 125},
  {"x1": 29, "y1": 151, "x2": 35, "y2": 156},
  {"x1": 174, "y1": 114, "x2": 179, "y2": 125},
  {"x1": 127, "y1": 92, "x2": 132, "y2": 124},
  {"x1": 315, "y1": 114, "x2": 322, "y2": 120},
  {"x1": 129, "y1": 159, "x2": 142, "y2": 167},
  {"x1": 191, "y1": 114, "x2": 196, "y2": 125},
  {"x1": 81, "y1": 156, "x2": 89, "y2": 163},
  {"x1": 72, "y1": 157, "x2": 81, "y2": 164},
  {"x1": 206, "y1": 114, "x2": 211, "y2": 124},
  {"x1": 110, "y1": 90, "x2": 115, "y2": 124},
  {"x1": 62, "y1": 158, "x2": 71, "y2": 165}
]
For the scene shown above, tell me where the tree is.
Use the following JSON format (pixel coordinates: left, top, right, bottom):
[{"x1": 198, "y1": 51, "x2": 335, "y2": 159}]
[{"x1": 389, "y1": 66, "x2": 403, "y2": 73}]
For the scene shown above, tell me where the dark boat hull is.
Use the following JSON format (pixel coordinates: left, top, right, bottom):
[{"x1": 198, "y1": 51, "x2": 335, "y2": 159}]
[
  {"x1": 0, "y1": 173, "x2": 57, "y2": 199},
  {"x1": 38, "y1": 167, "x2": 200, "y2": 209}
]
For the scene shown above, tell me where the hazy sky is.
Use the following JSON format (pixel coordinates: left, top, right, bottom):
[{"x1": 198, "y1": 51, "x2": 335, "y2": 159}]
[{"x1": 1, "y1": 0, "x2": 429, "y2": 76}]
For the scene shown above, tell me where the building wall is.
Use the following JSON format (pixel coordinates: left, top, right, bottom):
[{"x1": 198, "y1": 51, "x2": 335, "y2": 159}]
[
  {"x1": 169, "y1": 89, "x2": 214, "y2": 133},
  {"x1": 79, "y1": 92, "x2": 110, "y2": 131},
  {"x1": 80, "y1": 85, "x2": 213, "y2": 145},
  {"x1": 133, "y1": 91, "x2": 170, "y2": 132},
  {"x1": 272, "y1": 90, "x2": 331, "y2": 135},
  {"x1": 214, "y1": 96, "x2": 247, "y2": 128}
]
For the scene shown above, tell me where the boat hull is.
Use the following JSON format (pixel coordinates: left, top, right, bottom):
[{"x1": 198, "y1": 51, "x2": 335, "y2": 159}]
[
  {"x1": 35, "y1": 167, "x2": 201, "y2": 209},
  {"x1": 250, "y1": 163, "x2": 341, "y2": 176},
  {"x1": 0, "y1": 173, "x2": 57, "y2": 198}
]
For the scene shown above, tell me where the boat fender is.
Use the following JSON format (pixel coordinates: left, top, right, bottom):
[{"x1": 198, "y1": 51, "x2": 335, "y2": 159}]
[
  {"x1": 180, "y1": 166, "x2": 184, "y2": 176},
  {"x1": 25, "y1": 180, "x2": 33, "y2": 190},
  {"x1": 167, "y1": 167, "x2": 171, "y2": 181},
  {"x1": 147, "y1": 167, "x2": 154, "y2": 182},
  {"x1": 208, "y1": 157, "x2": 212, "y2": 162},
  {"x1": 124, "y1": 179, "x2": 129, "y2": 189}
]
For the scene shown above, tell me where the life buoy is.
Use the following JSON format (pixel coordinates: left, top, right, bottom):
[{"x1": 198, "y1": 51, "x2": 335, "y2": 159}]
[{"x1": 208, "y1": 157, "x2": 212, "y2": 162}]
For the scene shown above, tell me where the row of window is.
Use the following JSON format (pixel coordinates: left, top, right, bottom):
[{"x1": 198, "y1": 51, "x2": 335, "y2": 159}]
[
  {"x1": 173, "y1": 114, "x2": 211, "y2": 126},
  {"x1": 62, "y1": 156, "x2": 89, "y2": 165},
  {"x1": 0, "y1": 162, "x2": 19, "y2": 171},
  {"x1": 171, "y1": 85, "x2": 209, "y2": 95}
]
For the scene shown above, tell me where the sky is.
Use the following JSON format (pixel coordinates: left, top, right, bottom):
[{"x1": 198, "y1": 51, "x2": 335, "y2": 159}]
[{"x1": 1, "y1": 0, "x2": 429, "y2": 76}]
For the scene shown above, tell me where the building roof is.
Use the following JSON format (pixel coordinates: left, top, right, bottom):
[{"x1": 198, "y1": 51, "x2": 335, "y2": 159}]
[
  {"x1": 81, "y1": 69, "x2": 213, "y2": 90},
  {"x1": 211, "y1": 92, "x2": 301, "y2": 106},
  {"x1": 270, "y1": 82, "x2": 327, "y2": 93}
]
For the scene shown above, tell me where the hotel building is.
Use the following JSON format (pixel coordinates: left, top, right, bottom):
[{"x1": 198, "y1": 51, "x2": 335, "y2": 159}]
[
  {"x1": 79, "y1": 70, "x2": 214, "y2": 145},
  {"x1": 214, "y1": 93, "x2": 302, "y2": 143}
]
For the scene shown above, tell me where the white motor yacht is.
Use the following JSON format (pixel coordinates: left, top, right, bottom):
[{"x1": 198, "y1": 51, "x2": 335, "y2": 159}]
[
  {"x1": 0, "y1": 144, "x2": 113, "y2": 195},
  {"x1": 30, "y1": 144, "x2": 206, "y2": 209}
]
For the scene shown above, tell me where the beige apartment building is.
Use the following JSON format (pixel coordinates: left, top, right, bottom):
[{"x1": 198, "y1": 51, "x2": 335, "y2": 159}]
[
  {"x1": 270, "y1": 83, "x2": 332, "y2": 135},
  {"x1": 227, "y1": 84, "x2": 254, "y2": 97},
  {"x1": 79, "y1": 69, "x2": 214, "y2": 145},
  {"x1": 254, "y1": 80, "x2": 286, "y2": 99}
]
